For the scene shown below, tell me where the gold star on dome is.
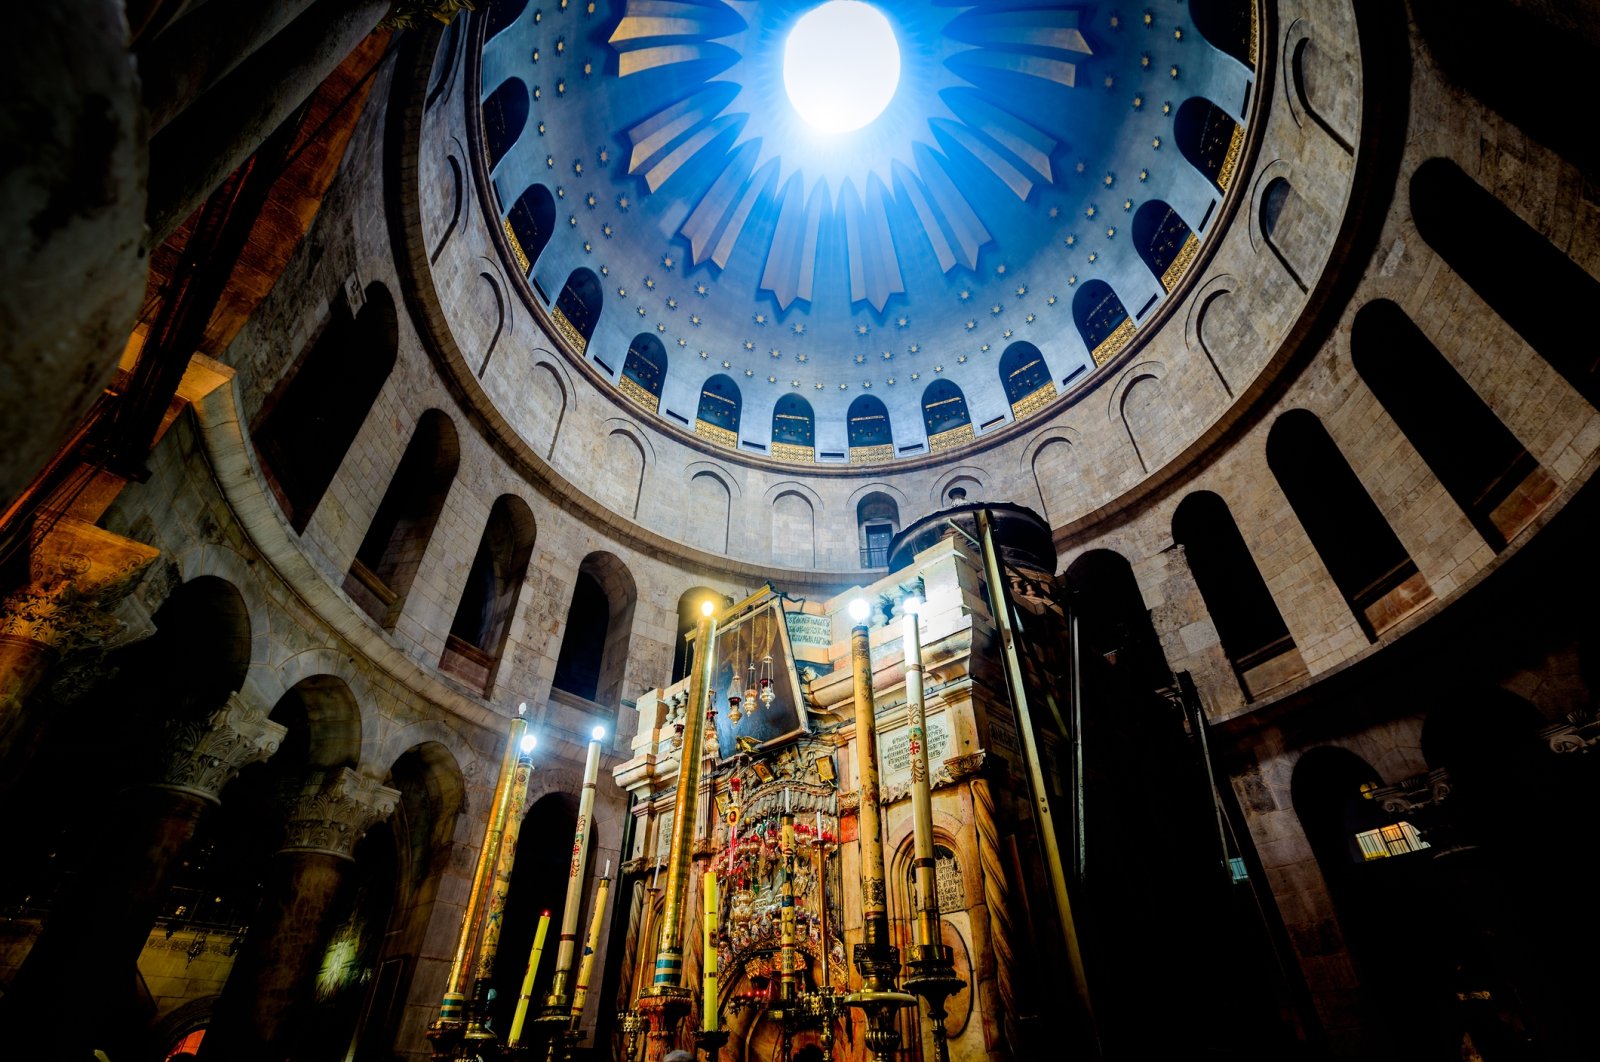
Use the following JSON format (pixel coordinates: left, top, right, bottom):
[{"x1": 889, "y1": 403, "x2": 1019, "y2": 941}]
[
  {"x1": 617, "y1": 194, "x2": 630, "y2": 210},
  {"x1": 695, "y1": 283, "x2": 708, "y2": 296},
  {"x1": 567, "y1": 215, "x2": 577, "y2": 227},
  {"x1": 1016, "y1": 285, "x2": 1027, "y2": 297},
  {"x1": 1124, "y1": 199, "x2": 1133, "y2": 211},
  {"x1": 979, "y1": 343, "x2": 990, "y2": 352},
  {"x1": 690, "y1": 314, "x2": 701, "y2": 326},
  {"x1": 537, "y1": 122, "x2": 546, "y2": 135},
  {"x1": 933, "y1": 364, "x2": 944, "y2": 373},
  {"x1": 583, "y1": 242, "x2": 592, "y2": 252},
  {"x1": 1088, "y1": 252, "x2": 1098, "y2": 262},
  {"x1": 796, "y1": 353, "x2": 808, "y2": 363},
  {"x1": 556, "y1": 80, "x2": 566, "y2": 96},
  {"x1": 585, "y1": 193, "x2": 597, "y2": 208},
  {"x1": 753, "y1": 313, "x2": 767, "y2": 325},
  {"x1": 1132, "y1": 95, "x2": 1144, "y2": 110},
  {"x1": 1104, "y1": 173, "x2": 1115, "y2": 187},
  {"x1": 792, "y1": 322, "x2": 806, "y2": 335},
  {"x1": 745, "y1": 369, "x2": 754, "y2": 377},
  {"x1": 598, "y1": 147, "x2": 609, "y2": 164},
  {"x1": 814, "y1": 383, "x2": 824, "y2": 390},
  {"x1": 1162, "y1": 101, "x2": 1172, "y2": 115},
  {"x1": 1174, "y1": 27, "x2": 1183, "y2": 40},
  {"x1": 1026, "y1": 313, "x2": 1036, "y2": 323},
  {"x1": 1170, "y1": 65, "x2": 1180, "y2": 78},
  {"x1": 644, "y1": 276, "x2": 655, "y2": 289},
  {"x1": 862, "y1": 381, "x2": 871, "y2": 388},
  {"x1": 1152, "y1": 137, "x2": 1163, "y2": 149},
  {"x1": 991, "y1": 304, "x2": 1002, "y2": 315},
  {"x1": 617, "y1": 287, "x2": 627, "y2": 297},
  {"x1": 908, "y1": 342, "x2": 920, "y2": 353},
  {"x1": 699, "y1": 351, "x2": 709, "y2": 359},
  {"x1": 957, "y1": 355, "x2": 968, "y2": 364},
  {"x1": 743, "y1": 340, "x2": 755, "y2": 351},
  {"x1": 1002, "y1": 329, "x2": 1013, "y2": 339},
  {"x1": 1143, "y1": 10, "x2": 1153, "y2": 26},
  {"x1": 1048, "y1": 206, "x2": 1060, "y2": 218},
  {"x1": 996, "y1": 263, "x2": 1008, "y2": 275},
  {"x1": 1140, "y1": 54, "x2": 1151, "y2": 69},
  {"x1": 721, "y1": 360, "x2": 731, "y2": 369},
  {"x1": 678, "y1": 338, "x2": 687, "y2": 347},
  {"x1": 770, "y1": 348, "x2": 782, "y2": 358},
  {"x1": 1086, "y1": 205, "x2": 1097, "y2": 218},
  {"x1": 601, "y1": 223, "x2": 613, "y2": 237},
  {"x1": 636, "y1": 306, "x2": 647, "y2": 316},
  {"x1": 1104, "y1": 75, "x2": 1115, "y2": 88},
  {"x1": 1069, "y1": 274, "x2": 1078, "y2": 284},
  {"x1": 666, "y1": 296, "x2": 678, "y2": 309},
  {"x1": 532, "y1": 49, "x2": 540, "y2": 62},
  {"x1": 887, "y1": 377, "x2": 895, "y2": 385},
  {"x1": 881, "y1": 350, "x2": 893, "y2": 360},
  {"x1": 656, "y1": 323, "x2": 666, "y2": 332},
  {"x1": 839, "y1": 383, "x2": 848, "y2": 390},
  {"x1": 965, "y1": 320, "x2": 976, "y2": 331},
  {"x1": 1107, "y1": 227, "x2": 1117, "y2": 238},
  {"x1": 1139, "y1": 169, "x2": 1150, "y2": 182},
  {"x1": 854, "y1": 354, "x2": 866, "y2": 364},
  {"x1": 1047, "y1": 295, "x2": 1058, "y2": 305},
  {"x1": 1066, "y1": 233, "x2": 1077, "y2": 246},
  {"x1": 661, "y1": 255, "x2": 675, "y2": 270},
  {"x1": 958, "y1": 289, "x2": 971, "y2": 301},
  {"x1": 856, "y1": 323, "x2": 870, "y2": 335},
  {"x1": 768, "y1": 375, "x2": 777, "y2": 383},
  {"x1": 583, "y1": 61, "x2": 592, "y2": 76},
  {"x1": 896, "y1": 315, "x2": 910, "y2": 328}
]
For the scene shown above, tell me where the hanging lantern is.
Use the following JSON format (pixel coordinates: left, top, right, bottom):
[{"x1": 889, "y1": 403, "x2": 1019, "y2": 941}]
[
  {"x1": 759, "y1": 653, "x2": 776, "y2": 706},
  {"x1": 728, "y1": 691, "x2": 743, "y2": 724}
]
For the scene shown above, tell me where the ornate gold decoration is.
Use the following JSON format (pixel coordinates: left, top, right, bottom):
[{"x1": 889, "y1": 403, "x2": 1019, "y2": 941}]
[
  {"x1": 278, "y1": 768, "x2": 399, "y2": 860},
  {"x1": 771, "y1": 442, "x2": 815, "y2": 464},
  {"x1": 380, "y1": 0, "x2": 475, "y2": 30},
  {"x1": 1216, "y1": 123, "x2": 1245, "y2": 191},
  {"x1": 1160, "y1": 233, "x2": 1201, "y2": 292},
  {"x1": 618, "y1": 374, "x2": 660, "y2": 413},
  {"x1": 850, "y1": 443, "x2": 894, "y2": 465},
  {"x1": 1249, "y1": 1, "x2": 1260, "y2": 69},
  {"x1": 927, "y1": 423, "x2": 975, "y2": 454},
  {"x1": 695, "y1": 419, "x2": 737, "y2": 448},
  {"x1": 1090, "y1": 317, "x2": 1136, "y2": 365},
  {"x1": 156, "y1": 692, "x2": 287, "y2": 803},
  {"x1": 550, "y1": 305, "x2": 588, "y2": 354},
  {"x1": 1009, "y1": 382, "x2": 1057, "y2": 421},
  {"x1": 502, "y1": 216, "x2": 530, "y2": 275}
]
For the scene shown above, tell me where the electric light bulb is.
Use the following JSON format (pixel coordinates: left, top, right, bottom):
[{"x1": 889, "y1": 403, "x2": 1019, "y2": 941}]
[
  {"x1": 519, "y1": 733, "x2": 537, "y2": 754},
  {"x1": 591, "y1": 725, "x2": 606, "y2": 741},
  {"x1": 848, "y1": 598, "x2": 871, "y2": 623}
]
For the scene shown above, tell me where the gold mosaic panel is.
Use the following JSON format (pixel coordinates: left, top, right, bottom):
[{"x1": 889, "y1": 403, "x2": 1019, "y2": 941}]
[
  {"x1": 1216, "y1": 124, "x2": 1245, "y2": 192},
  {"x1": 695, "y1": 419, "x2": 737, "y2": 448},
  {"x1": 1010, "y1": 382, "x2": 1058, "y2": 421},
  {"x1": 771, "y1": 442, "x2": 815, "y2": 464},
  {"x1": 1091, "y1": 318, "x2": 1136, "y2": 366},
  {"x1": 551, "y1": 305, "x2": 587, "y2": 354},
  {"x1": 502, "y1": 217, "x2": 529, "y2": 275},
  {"x1": 1249, "y1": 2, "x2": 1259, "y2": 69},
  {"x1": 1160, "y1": 233, "x2": 1201, "y2": 292},
  {"x1": 849, "y1": 444, "x2": 894, "y2": 466},
  {"x1": 927, "y1": 423, "x2": 975, "y2": 454},
  {"x1": 618, "y1": 375, "x2": 660, "y2": 414}
]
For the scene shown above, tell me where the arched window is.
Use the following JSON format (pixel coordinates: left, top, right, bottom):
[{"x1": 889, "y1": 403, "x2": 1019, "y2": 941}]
[
  {"x1": 620, "y1": 333, "x2": 667, "y2": 413},
  {"x1": 695, "y1": 374, "x2": 741, "y2": 448},
  {"x1": 481, "y1": 78, "x2": 528, "y2": 173},
  {"x1": 1190, "y1": 0, "x2": 1256, "y2": 68},
  {"x1": 771, "y1": 394, "x2": 815, "y2": 463},
  {"x1": 1132, "y1": 200, "x2": 1198, "y2": 291},
  {"x1": 553, "y1": 268, "x2": 602, "y2": 353},
  {"x1": 671, "y1": 587, "x2": 722, "y2": 683},
  {"x1": 1259, "y1": 176, "x2": 1313, "y2": 291},
  {"x1": 1176, "y1": 97, "x2": 1245, "y2": 191},
  {"x1": 483, "y1": 0, "x2": 528, "y2": 38},
  {"x1": 1411, "y1": 158, "x2": 1600, "y2": 407},
  {"x1": 857, "y1": 492, "x2": 900, "y2": 568},
  {"x1": 255, "y1": 283, "x2": 398, "y2": 533},
  {"x1": 505, "y1": 184, "x2": 555, "y2": 276},
  {"x1": 1074, "y1": 280, "x2": 1134, "y2": 366},
  {"x1": 921, "y1": 380, "x2": 973, "y2": 453},
  {"x1": 1351, "y1": 300, "x2": 1551, "y2": 550},
  {"x1": 1172, "y1": 491, "x2": 1306, "y2": 699},
  {"x1": 441, "y1": 495, "x2": 536, "y2": 693},
  {"x1": 998, "y1": 341, "x2": 1055, "y2": 419},
  {"x1": 847, "y1": 394, "x2": 893, "y2": 463},
  {"x1": 488, "y1": 792, "x2": 579, "y2": 1034},
  {"x1": 1266, "y1": 410, "x2": 1431, "y2": 640},
  {"x1": 347, "y1": 410, "x2": 460, "y2": 627},
  {"x1": 551, "y1": 553, "x2": 638, "y2": 708},
  {"x1": 1065, "y1": 549, "x2": 1173, "y2": 693}
]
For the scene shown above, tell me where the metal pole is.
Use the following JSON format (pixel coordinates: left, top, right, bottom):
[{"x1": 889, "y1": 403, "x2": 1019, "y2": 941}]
[
  {"x1": 976, "y1": 509, "x2": 1096, "y2": 1049},
  {"x1": 539, "y1": 734, "x2": 606, "y2": 1024}
]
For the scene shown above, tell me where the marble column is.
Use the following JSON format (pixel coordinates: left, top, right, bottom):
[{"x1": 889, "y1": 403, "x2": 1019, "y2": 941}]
[
  {"x1": 198, "y1": 767, "x2": 398, "y2": 1062},
  {"x1": 0, "y1": 693, "x2": 284, "y2": 1058},
  {"x1": 0, "y1": 517, "x2": 159, "y2": 765}
]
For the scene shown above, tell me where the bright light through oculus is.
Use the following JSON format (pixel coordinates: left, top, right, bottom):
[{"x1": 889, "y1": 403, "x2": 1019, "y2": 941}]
[{"x1": 783, "y1": 2, "x2": 900, "y2": 133}]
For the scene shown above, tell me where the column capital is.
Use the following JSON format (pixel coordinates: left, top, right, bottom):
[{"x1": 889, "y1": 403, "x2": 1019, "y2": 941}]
[
  {"x1": 0, "y1": 517, "x2": 159, "y2": 654},
  {"x1": 279, "y1": 768, "x2": 399, "y2": 860},
  {"x1": 155, "y1": 692, "x2": 288, "y2": 803}
]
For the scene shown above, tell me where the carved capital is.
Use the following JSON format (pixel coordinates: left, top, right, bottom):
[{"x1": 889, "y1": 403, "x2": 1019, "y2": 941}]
[
  {"x1": 0, "y1": 517, "x2": 159, "y2": 654},
  {"x1": 155, "y1": 692, "x2": 288, "y2": 802},
  {"x1": 279, "y1": 768, "x2": 399, "y2": 860}
]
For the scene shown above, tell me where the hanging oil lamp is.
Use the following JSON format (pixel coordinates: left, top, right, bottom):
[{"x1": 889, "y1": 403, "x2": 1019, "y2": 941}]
[
  {"x1": 759, "y1": 652, "x2": 775, "y2": 706},
  {"x1": 728, "y1": 622, "x2": 744, "y2": 723},
  {"x1": 742, "y1": 650, "x2": 758, "y2": 716}
]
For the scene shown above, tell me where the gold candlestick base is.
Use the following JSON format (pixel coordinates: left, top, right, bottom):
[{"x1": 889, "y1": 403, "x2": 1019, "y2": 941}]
[
  {"x1": 843, "y1": 989, "x2": 917, "y2": 1062},
  {"x1": 693, "y1": 1027, "x2": 730, "y2": 1061}
]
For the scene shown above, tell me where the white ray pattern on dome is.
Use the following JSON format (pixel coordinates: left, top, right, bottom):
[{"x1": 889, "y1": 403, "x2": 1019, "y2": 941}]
[{"x1": 609, "y1": 1, "x2": 1092, "y2": 311}]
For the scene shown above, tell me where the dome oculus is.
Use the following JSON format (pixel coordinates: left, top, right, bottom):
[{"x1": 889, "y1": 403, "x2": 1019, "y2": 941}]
[{"x1": 783, "y1": 2, "x2": 901, "y2": 133}]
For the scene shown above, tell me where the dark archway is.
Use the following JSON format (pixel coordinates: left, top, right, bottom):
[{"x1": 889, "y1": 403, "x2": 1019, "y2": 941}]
[
  {"x1": 921, "y1": 380, "x2": 971, "y2": 450},
  {"x1": 1266, "y1": 410, "x2": 1426, "y2": 640},
  {"x1": 1132, "y1": 200, "x2": 1197, "y2": 291},
  {"x1": 847, "y1": 394, "x2": 892, "y2": 461},
  {"x1": 488, "y1": 793, "x2": 582, "y2": 1036},
  {"x1": 1190, "y1": 0, "x2": 1255, "y2": 68},
  {"x1": 254, "y1": 283, "x2": 398, "y2": 533},
  {"x1": 695, "y1": 374, "x2": 741, "y2": 446},
  {"x1": 554, "y1": 268, "x2": 603, "y2": 352},
  {"x1": 772, "y1": 393, "x2": 815, "y2": 461},
  {"x1": 506, "y1": 184, "x2": 555, "y2": 276},
  {"x1": 348, "y1": 410, "x2": 460, "y2": 626},
  {"x1": 1073, "y1": 280, "x2": 1133, "y2": 366},
  {"x1": 442, "y1": 495, "x2": 537, "y2": 693},
  {"x1": 1175, "y1": 97, "x2": 1244, "y2": 191},
  {"x1": 481, "y1": 77, "x2": 528, "y2": 173},
  {"x1": 998, "y1": 341, "x2": 1054, "y2": 418},
  {"x1": 621, "y1": 333, "x2": 667, "y2": 412}
]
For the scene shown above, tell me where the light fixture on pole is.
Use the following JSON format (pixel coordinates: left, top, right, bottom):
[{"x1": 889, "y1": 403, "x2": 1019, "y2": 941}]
[
  {"x1": 841, "y1": 597, "x2": 915, "y2": 1062},
  {"x1": 897, "y1": 592, "x2": 964, "y2": 1062}
]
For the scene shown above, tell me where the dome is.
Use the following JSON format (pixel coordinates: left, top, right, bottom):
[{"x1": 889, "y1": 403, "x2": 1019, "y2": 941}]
[{"x1": 472, "y1": 0, "x2": 1261, "y2": 465}]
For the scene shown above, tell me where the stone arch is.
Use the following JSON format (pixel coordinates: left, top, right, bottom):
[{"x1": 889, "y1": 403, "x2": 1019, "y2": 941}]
[
  {"x1": 425, "y1": 11, "x2": 465, "y2": 110},
  {"x1": 1109, "y1": 362, "x2": 1174, "y2": 474},
  {"x1": 384, "y1": 738, "x2": 466, "y2": 893},
  {"x1": 770, "y1": 488, "x2": 818, "y2": 569},
  {"x1": 442, "y1": 494, "x2": 538, "y2": 693},
  {"x1": 505, "y1": 184, "x2": 555, "y2": 276},
  {"x1": 855, "y1": 490, "x2": 901, "y2": 569},
  {"x1": 1282, "y1": 20, "x2": 1356, "y2": 153},
  {"x1": 347, "y1": 408, "x2": 460, "y2": 627},
  {"x1": 686, "y1": 468, "x2": 732, "y2": 554},
  {"x1": 931, "y1": 466, "x2": 990, "y2": 509},
  {"x1": 600, "y1": 424, "x2": 648, "y2": 518},
  {"x1": 1185, "y1": 274, "x2": 1242, "y2": 396},
  {"x1": 1073, "y1": 279, "x2": 1134, "y2": 367},
  {"x1": 553, "y1": 551, "x2": 639, "y2": 708},
  {"x1": 267, "y1": 673, "x2": 363, "y2": 773},
  {"x1": 554, "y1": 267, "x2": 603, "y2": 352},
  {"x1": 528, "y1": 357, "x2": 568, "y2": 459},
  {"x1": 429, "y1": 152, "x2": 464, "y2": 265},
  {"x1": 1024, "y1": 429, "x2": 1079, "y2": 526},
  {"x1": 1256, "y1": 171, "x2": 1314, "y2": 292},
  {"x1": 473, "y1": 271, "x2": 506, "y2": 377},
  {"x1": 1175, "y1": 96, "x2": 1245, "y2": 192}
]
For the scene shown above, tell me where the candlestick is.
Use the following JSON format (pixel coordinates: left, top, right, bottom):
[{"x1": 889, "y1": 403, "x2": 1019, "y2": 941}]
[
  {"x1": 778, "y1": 812, "x2": 797, "y2": 1004},
  {"x1": 899, "y1": 593, "x2": 964, "y2": 1062},
  {"x1": 571, "y1": 872, "x2": 611, "y2": 1021},
  {"x1": 702, "y1": 868, "x2": 719, "y2": 1032},
  {"x1": 537, "y1": 728, "x2": 607, "y2": 1032},
  {"x1": 432, "y1": 711, "x2": 528, "y2": 1032},
  {"x1": 508, "y1": 910, "x2": 551, "y2": 1045}
]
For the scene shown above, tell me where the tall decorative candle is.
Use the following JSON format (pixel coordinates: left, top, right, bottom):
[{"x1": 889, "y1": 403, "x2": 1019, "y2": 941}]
[
  {"x1": 702, "y1": 868, "x2": 719, "y2": 1031},
  {"x1": 540, "y1": 728, "x2": 607, "y2": 1023},
  {"x1": 507, "y1": 910, "x2": 550, "y2": 1045},
  {"x1": 570, "y1": 868, "x2": 611, "y2": 1021},
  {"x1": 902, "y1": 597, "x2": 942, "y2": 953}
]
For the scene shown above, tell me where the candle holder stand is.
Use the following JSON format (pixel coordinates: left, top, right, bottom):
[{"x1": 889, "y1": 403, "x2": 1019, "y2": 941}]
[
  {"x1": 693, "y1": 1026, "x2": 730, "y2": 1061},
  {"x1": 903, "y1": 942, "x2": 965, "y2": 1062},
  {"x1": 618, "y1": 1009, "x2": 647, "y2": 1061}
]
